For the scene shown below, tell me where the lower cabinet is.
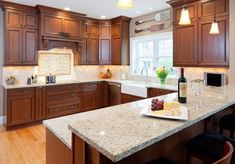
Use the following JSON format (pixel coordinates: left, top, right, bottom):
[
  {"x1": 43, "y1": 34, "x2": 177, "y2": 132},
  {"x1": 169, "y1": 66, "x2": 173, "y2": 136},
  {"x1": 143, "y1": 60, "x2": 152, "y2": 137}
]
[
  {"x1": 35, "y1": 87, "x2": 46, "y2": 121},
  {"x1": 121, "y1": 94, "x2": 143, "y2": 104},
  {"x1": 82, "y1": 83, "x2": 98, "y2": 112},
  {"x1": 45, "y1": 84, "x2": 82, "y2": 119},
  {"x1": 3, "y1": 83, "x2": 176, "y2": 128},
  {"x1": 121, "y1": 88, "x2": 177, "y2": 104},
  {"x1": 5, "y1": 88, "x2": 35, "y2": 127},
  {"x1": 148, "y1": 88, "x2": 176, "y2": 98}
]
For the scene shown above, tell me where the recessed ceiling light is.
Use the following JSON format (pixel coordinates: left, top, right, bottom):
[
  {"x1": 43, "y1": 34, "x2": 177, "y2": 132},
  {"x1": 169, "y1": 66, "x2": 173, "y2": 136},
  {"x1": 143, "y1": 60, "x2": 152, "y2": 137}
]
[
  {"x1": 149, "y1": 7, "x2": 153, "y2": 10},
  {"x1": 101, "y1": 15, "x2": 106, "y2": 19},
  {"x1": 136, "y1": 11, "x2": 141, "y2": 14},
  {"x1": 64, "y1": 7, "x2": 70, "y2": 11}
]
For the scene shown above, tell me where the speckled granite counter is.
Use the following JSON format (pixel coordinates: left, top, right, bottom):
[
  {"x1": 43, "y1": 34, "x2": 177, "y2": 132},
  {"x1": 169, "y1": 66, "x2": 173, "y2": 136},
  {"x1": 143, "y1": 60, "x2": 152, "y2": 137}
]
[
  {"x1": 66, "y1": 85, "x2": 235, "y2": 162},
  {"x1": 2, "y1": 79, "x2": 178, "y2": 91}
]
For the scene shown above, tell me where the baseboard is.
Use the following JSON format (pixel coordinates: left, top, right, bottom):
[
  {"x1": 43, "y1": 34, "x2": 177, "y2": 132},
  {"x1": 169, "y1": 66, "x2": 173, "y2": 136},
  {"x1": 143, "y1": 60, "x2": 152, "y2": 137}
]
[{"x1": 0, "y1": 116, "x2": 5, "y2": 124}]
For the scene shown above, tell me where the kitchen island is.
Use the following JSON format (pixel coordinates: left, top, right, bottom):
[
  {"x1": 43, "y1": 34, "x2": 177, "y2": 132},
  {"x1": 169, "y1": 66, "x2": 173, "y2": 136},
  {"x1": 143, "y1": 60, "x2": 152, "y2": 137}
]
[{"x1": 44, "y1": 85, "x2": 235, "y2": 164}]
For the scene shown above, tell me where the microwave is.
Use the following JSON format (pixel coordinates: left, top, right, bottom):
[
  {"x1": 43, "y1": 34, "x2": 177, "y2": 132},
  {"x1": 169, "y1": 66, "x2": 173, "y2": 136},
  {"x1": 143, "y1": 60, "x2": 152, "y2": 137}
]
[{"x1": 204, "y1": 72, "x2": 226, "y2": 87}]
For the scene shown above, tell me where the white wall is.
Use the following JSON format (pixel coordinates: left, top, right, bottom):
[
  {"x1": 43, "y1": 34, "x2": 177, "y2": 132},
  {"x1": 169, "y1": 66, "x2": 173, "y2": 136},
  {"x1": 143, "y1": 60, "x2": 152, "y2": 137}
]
[
  {"x1": 229, "y1": 0, "x2": 235, "y2": 84},
  {"x1": 0, "y1": 10, "x2": 3, "y2": 117}
]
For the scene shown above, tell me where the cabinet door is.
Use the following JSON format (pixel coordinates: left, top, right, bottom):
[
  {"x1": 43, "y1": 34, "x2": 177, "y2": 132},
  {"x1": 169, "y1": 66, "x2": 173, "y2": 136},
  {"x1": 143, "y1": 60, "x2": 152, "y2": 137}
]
[
  {"x1": 99, "y1": 37, "x2": 111, "y2": 65},
  {"x1": 35, "y1": 87, "x2": 46, "y2": 121},
  {"x1": 63, "y1": 17, "x2": 82, "y2": 39},
  {"x1": 5, "y1": 27, "x2": 23, "y2": 65},
  {"x1": 112, "y1": 36, "x2": 121, "y2": 65},
  {"x1": 41, "y1": 14, "x2": 63, "y2": 37},
  {"x1": 112, "y1": 23, "x2": 121, "y2": 37},
  {"x1": 90, "y1": 24, "x2": 99, "y2": 37},
  {"x1": 198, "y1": 16, "x2": 229, "y2": 66},
  {"x1": 97, "y1": 82, "x2": 108, "y2": 108},
  {"x1": 173, "y1": 22, "x2": 198, "y2": 66},
  {"x1": 5, "y1": 9, "x2": 23, "y2": 28},
  {"x1": 7, "y1": 95, "x2": 35, "y2": 126},
  {"x1": 198, "y1": 0, "x2": 229, "y2": 19},
  {"x1": 89, "y1": 36, "x2": 99, "y2": 64},
  {"x1": 80, "y1": 37, "x2": 89, "y2": 64},
  {"x1": 23, "y1": 29, "x2": 38, "y2": 65},
  {"x1": 99, "y1": 24, "x2": 111, "y2": 36},
  {"x1": 82, "y1": 83, "x2": 98, "y2": 111},
  {"x1": 23, "y1": 12, "x2": 38, "y2": 29}
]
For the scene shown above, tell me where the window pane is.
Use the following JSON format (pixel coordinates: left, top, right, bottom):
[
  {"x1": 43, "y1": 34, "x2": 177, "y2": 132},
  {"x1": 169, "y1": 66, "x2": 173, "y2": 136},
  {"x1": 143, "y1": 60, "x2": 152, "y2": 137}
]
[{"x1": 131, "y1": 32, "x2": 177, "y2": 77}]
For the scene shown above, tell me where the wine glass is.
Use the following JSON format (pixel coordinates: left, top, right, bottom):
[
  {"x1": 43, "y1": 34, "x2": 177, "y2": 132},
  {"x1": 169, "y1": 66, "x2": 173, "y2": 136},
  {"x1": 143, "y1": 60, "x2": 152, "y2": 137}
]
[{"x1": 191, "y1": 79, "x2": 204, "y2": 108}]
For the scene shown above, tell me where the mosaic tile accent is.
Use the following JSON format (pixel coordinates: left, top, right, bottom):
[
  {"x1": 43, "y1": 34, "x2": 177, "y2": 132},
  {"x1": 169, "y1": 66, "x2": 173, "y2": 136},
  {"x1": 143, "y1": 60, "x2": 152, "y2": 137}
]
[{"x1": 38, "y1": 50, "x2": 71, "y2": 76}]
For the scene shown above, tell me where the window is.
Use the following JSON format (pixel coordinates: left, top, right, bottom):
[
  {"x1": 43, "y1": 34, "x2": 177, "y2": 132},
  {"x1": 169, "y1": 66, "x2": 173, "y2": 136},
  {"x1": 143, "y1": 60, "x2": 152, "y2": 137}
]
[{"x1": 131, "y1": 32, "x2": 177, "y2": 77}]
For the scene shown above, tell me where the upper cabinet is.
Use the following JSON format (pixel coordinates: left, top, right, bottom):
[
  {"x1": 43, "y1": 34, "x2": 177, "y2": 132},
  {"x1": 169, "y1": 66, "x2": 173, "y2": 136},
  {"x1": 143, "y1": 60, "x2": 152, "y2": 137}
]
[
  {"x1": 80, "y1": 18, "x2": 99, "y2": 65},
  {"x1": 99, "y1": 21, "x2": 112, "y2": 65},
  {"x1": 168, "y1": 0, "x2": 229, "y2": 67},
  {"x1": 111, "y1": 16, "x2": 131, "y2": 65},
  {"x1": 38, "y1": 6, "x2": 84, "y2": 40},
  {"x1": 2, "y1": 2, "x2": 38, "y2": 66}
]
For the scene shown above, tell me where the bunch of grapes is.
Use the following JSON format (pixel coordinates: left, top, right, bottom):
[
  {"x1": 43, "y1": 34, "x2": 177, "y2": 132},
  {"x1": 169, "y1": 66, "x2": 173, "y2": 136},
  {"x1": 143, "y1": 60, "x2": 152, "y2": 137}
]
[{"x1": 151, "y1": 98, "x2": 164, "y2": 111}]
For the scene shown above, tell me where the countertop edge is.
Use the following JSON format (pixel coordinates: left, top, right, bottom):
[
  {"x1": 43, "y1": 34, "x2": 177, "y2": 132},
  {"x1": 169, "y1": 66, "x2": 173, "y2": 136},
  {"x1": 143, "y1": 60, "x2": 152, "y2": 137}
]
[{"x1": 68, "y1": 101, "x2": 235, "y2": 162}]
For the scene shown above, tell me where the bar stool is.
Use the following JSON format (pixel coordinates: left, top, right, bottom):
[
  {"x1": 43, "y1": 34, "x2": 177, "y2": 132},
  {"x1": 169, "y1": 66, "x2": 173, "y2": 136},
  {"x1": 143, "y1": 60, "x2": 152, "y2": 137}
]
[
  {"x1": 146, "y1": 158, "x2": 174, "y2": 164},
  {"x1": 219, "y1": 114, "x2": 235, "y2": 138},
  {"x1": 185, "y1": 133, "x2": 234, "y2": 164}
]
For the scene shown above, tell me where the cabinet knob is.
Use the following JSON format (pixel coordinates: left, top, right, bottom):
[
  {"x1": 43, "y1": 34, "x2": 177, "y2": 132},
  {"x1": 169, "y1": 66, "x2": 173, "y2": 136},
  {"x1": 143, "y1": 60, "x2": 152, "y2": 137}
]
[{"x1": 20, "y1": 90, "x2": 24, "y2": 94}]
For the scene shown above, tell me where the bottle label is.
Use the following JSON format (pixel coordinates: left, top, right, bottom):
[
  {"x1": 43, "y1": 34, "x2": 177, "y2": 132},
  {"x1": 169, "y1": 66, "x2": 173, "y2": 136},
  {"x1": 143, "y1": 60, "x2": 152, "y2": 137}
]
[{"x1": 179, "y1": 83, "x2": 187, "y2": 98}]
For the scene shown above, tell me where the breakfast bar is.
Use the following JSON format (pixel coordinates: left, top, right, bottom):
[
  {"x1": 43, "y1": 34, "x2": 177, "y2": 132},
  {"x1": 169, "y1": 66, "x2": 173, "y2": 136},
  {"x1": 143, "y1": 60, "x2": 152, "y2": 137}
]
[{"x1": 44, "y1": 85, "x2": 235, "y2": 164}]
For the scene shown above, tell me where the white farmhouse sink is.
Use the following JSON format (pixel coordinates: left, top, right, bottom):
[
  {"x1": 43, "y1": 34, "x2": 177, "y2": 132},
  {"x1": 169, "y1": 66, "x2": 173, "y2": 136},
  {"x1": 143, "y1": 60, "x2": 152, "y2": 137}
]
[{"x1": 121, "y1": 82, "x2": 149, "y2": 98}]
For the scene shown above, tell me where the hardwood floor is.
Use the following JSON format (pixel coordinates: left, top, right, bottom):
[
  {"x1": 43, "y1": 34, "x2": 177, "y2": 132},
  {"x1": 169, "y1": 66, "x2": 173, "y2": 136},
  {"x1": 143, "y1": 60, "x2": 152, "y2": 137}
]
[{"x1": 0, "y1": 124, "x2": 46, "y2": 164}]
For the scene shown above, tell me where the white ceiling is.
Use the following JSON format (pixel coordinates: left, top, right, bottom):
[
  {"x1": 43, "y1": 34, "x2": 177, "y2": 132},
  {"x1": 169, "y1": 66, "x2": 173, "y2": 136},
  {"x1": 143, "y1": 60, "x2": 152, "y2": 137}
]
[{"x1": 5, "y1": 0, "x2": 170, "y2": 19}]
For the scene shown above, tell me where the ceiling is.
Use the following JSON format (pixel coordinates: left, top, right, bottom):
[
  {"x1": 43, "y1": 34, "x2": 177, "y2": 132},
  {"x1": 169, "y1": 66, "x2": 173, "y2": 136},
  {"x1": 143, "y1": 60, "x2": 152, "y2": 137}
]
[{"x1": 5, "y1": 0, "x2": 170, "y2": 19}]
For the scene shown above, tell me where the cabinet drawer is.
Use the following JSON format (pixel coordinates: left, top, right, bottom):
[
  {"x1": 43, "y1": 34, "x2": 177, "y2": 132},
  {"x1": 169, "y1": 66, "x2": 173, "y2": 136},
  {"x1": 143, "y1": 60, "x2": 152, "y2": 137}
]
[
  {"x1": 82, "y1": 83, "x2": 97, "y2": 91},
  {"x1": 46, "y1": 84, "x2": 81, "y2": 94},
  {"x1": 47, "y1": 103, "x2": 81, "y2": 118},
  {"x1": 47, "y1": 94, "x2": 81, "y2": 106},
  {"x1": 8, "y1": 88, "x2": 35, "y2": 97}
]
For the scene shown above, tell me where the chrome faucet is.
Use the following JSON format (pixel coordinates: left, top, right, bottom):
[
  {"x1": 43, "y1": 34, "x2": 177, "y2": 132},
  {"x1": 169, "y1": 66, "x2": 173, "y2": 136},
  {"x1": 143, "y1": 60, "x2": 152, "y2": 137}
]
[{"x1": 141, "y1": 67, "x2": 149, "y2": 82}]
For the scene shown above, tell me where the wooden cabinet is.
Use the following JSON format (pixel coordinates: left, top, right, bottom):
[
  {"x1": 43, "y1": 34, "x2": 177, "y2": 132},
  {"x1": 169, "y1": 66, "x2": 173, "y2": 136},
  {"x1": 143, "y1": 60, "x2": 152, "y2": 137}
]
[
  {"x1": 2, "y1": 2, "x2": 38, "y2": 66},
  {"x1": 45, "y1": 84, "x2": 82, "y2": 119},
  {"x1": 111, "y1": 16, "x2": 131, "y2": 65},
  {"x1": 198, "y1": 0, "x2": 229, "y2": 19},
  {"x1": 41, "y1": 14, "x2": 63, "y2": 37},
  {"x1": 81, "y1": 82, "x2": 108, "y2": 111},
  {"x1": 121, "y1": 94, "x2": 143, "y2": 104},
  {"x1": 80, "y1": 19, "x2": 99, "y2": 65},
  {"x1": 97, "y1": 81, "x2": 108, "y2": 108},
  {"x1": 99, "y1": 21, "x2": 112, "y2": 65},
  {"x1": 38, "y1": 6, "x2": 83, "y2": 39},
  {"x1": 35, "y1": 87, "x2": 46, "y2": 121},
  {"x1": 198, "y1": 16, "x2": 229, "y2": 66},
  {"x1": 173, "y1": 22, "x2": 198, "y2": 66},
  {"x1": 5, "y1": 88, "x2": 35, "y2": 127},
  {"x1": 108, "y1": 82, "x2": 121, "y2": 106},
  {"x1": 168, "y1": 0, "x2": 229, "y2": 67},
  {"x1": 148, "y1": 88, "x2": 176, "y2": 98},
  {"x1": 82, "y1": 82, "x2": 99, "y2": 111}
]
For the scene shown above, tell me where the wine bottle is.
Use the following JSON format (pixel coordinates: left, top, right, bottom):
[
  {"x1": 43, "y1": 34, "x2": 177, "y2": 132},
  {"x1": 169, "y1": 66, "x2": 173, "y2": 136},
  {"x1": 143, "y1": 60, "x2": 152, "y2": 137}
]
[{"x1": 178, "y1": 68, "x2": 187, "y2": 103}]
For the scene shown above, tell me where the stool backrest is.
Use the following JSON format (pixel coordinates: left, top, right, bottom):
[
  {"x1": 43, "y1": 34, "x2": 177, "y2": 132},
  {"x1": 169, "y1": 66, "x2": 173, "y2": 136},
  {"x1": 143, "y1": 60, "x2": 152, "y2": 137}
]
[{"x1": 213, "y1": 141, "x2": 234, "y2": 164}]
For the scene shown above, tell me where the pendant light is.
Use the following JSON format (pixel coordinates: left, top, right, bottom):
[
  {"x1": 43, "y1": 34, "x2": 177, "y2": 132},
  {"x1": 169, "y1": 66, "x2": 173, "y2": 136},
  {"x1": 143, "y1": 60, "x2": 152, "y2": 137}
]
[
  {"x1": 179, "y1": 0, "x2": 191, "y2": 25},
  {"x1": 209, "y1": 1, "x2": 219, "y2": 34},
  {"x1": 117, "y1": 0, "x2": 134, "y2": 10}
]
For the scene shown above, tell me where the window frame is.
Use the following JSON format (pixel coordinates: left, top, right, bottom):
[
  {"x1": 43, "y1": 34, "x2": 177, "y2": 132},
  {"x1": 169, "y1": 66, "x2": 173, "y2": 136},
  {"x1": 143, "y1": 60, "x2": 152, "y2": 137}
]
[{"x1": 130, "y1": 32, "x2": 178, "y2": 78}]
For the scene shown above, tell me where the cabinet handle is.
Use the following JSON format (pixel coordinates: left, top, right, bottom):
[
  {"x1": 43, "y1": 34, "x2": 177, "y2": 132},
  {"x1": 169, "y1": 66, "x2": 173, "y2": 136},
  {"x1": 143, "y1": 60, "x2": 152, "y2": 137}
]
[
  {"x1": 19, "y1": 90, "x2": 24, "y2": 94},
  {"x1": 71, "y1": 106, "x2": 75, "y2": 109},
  {"x1": 71, "y1": 94, "x2": 75, "y2": 97}
]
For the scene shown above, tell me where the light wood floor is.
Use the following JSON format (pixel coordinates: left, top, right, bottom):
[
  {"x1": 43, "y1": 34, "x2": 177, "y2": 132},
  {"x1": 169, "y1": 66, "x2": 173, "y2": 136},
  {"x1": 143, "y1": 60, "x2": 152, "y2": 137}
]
[{"x1": 0, "y1": 124, "x2": 46, "y2": 164}]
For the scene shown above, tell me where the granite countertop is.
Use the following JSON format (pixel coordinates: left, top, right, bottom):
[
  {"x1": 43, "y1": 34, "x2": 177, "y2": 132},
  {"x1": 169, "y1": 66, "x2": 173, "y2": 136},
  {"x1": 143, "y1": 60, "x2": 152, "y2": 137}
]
[
  {"x1": 43, "y1": 85, "x2": 235, "y2": 162},
  {"x1": 1, "y1": 79, "x2": 178, "y2": 91},
  {"x1": 67, "y1": 85, "x2": 235, "y2": 162}
]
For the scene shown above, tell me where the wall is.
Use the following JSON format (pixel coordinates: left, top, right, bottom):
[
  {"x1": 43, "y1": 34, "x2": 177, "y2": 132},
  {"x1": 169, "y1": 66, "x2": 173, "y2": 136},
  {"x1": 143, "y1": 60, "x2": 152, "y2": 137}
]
[
  {"x1": 229, "y1": 0, "x2": 235, "y2": 84},
  {"x1": 0, "y1": 10, "x2": 3, "y2": 117}
]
